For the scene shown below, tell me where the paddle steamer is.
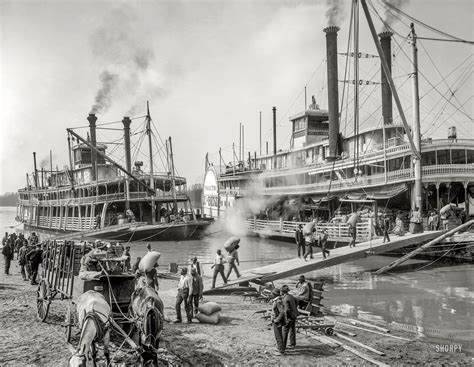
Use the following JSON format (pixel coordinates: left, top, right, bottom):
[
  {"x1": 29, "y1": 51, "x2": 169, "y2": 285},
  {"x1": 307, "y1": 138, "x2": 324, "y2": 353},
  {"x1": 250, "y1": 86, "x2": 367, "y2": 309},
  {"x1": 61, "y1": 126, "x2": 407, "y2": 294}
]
[
  {"x1": 16, "y1": 106, "x2": 210, "y2": 242},
  {"x1": 203, "y1": 2, "x2": 474, "y2": 241}
]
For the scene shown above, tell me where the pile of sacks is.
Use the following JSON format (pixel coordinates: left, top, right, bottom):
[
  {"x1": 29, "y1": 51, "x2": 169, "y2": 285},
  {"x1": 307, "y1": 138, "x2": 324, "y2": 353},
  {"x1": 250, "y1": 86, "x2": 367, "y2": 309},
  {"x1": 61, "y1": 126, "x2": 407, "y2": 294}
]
[{"x1": 195, "y1": 301, "x2": 221, "y2": 324}]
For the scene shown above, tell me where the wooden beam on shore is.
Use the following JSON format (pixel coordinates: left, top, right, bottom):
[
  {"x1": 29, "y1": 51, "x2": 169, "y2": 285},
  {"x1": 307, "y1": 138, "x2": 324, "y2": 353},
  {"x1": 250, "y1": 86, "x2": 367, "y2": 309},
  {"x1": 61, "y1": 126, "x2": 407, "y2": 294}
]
[
  {"x1": 334, "y1": 332, "x2": 386, "y2": 356},
  {"x1": 347, "y1": 318, "x2": 390, "y2": 333},
  {"x1": 375, "y1": 219, "x2": 474, "y2": 274},
  {"x1": 336, "y1": 323, "x2": 411, "y2": 342}
]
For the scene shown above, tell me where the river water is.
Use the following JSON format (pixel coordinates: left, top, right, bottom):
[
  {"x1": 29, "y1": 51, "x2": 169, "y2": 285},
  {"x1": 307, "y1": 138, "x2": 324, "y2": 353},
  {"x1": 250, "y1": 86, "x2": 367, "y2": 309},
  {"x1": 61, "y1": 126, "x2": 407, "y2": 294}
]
[{"x1": 1, "y1": 206, "x2": 472, "y2": 352}]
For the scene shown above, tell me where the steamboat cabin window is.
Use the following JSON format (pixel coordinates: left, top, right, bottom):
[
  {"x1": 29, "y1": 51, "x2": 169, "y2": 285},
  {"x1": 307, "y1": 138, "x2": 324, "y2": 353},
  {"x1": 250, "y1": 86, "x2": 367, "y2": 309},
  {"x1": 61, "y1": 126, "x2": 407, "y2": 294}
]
[
  {"x1": 422, "y1": 151, "x2": 436, "y2": 166},
  {"x1": 451, "y1": 149, "x2": 466, "y2": 164},
  {"x1": 436, "y1": 149, "x2": 450, "y2": 165},
  {"x1": 467, "y1": 150, "x2": 474, "y2": 163}
]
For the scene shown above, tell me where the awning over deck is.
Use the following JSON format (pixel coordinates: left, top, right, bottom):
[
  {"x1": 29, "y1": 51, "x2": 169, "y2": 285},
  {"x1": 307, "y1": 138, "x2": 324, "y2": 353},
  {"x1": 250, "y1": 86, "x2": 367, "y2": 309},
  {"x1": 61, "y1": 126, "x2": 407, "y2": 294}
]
[{"x1": 342, "y1": 183, "x2": 408, "y2": 201}]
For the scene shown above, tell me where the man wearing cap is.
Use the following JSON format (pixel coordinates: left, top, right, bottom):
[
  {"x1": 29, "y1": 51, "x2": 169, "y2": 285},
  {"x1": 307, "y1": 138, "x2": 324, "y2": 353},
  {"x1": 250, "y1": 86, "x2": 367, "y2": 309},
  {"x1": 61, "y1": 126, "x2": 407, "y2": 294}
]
[
  {"x1": 295, "y1": 224, "x2": 305, "y2": 258},
  {"x1": 2, "y1": 236, "x2": 14, "y2": 275},
  {"x1": 294, "y1": 275, "x2": 311, "y2": 309},
  {"x1": 124, "y1": 246, "x2": 131, "y2": 271},
  {"x1": 270, "y1": 288, "x2": 286, "y2": 356},
  {"x1": 319, "y1": 229, "x2": 330, "y2": 259},
  {"x1": 173, "y1": 267, "x2": 192, "y2": 324},
  {"x1": 188, "y1": 268, "x2": 203, "y2": 316},
  {"x1": 281, "y1": 284, "x2": 298, "y2": 350},
  {"x1": 27, "y1": 244, "x2": 43, "y2": 285}
]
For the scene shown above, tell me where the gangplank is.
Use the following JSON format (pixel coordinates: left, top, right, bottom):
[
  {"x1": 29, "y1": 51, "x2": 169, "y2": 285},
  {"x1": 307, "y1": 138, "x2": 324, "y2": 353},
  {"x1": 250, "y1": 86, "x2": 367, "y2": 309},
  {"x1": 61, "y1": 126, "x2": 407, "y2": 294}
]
[{"x1": 203, "y1": 230, "x2": 444, "y2": 292}]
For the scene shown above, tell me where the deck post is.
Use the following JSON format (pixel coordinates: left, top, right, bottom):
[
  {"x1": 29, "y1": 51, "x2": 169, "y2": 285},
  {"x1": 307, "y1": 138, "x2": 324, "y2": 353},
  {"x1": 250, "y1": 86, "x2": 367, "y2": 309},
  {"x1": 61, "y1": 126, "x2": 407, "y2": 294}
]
[
  {"x1": 279, "y1": 218, "x2": 283, "y2": 233},
  {"x1": 463, "y1": 181, "x2": 469, "y2": 217},
  {"x1": 435, "y1": 182, "x2": 440, "y2": 211}
]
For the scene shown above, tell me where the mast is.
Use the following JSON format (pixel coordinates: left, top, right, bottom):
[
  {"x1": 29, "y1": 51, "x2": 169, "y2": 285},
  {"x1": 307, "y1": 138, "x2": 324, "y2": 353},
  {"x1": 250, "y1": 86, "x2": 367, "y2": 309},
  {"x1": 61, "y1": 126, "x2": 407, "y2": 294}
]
[
  {"x1": 168, "y1": 136, "x2": 178, "y2": 214},
  {"x1": 410, "y1": 23, "x2": 423, "y2": 213},
  {"x1": 353, "y1": 0, "x2": 360, "y2": 175},
  {"x1": 146, "y1": 101, "x2": 156, "y2": 224},
  {"x1": 232, "y1": 142, "x2": 236, "y2": 175},
  {"x1": 67, "y1": 134, "x2": 74, "y2": 172},
  {"x1": 32, "y1": 152, "x2": 38, "y2": 189},
  {"x1": 259, "y1": 111, "x2": 262, "y2": 156}
]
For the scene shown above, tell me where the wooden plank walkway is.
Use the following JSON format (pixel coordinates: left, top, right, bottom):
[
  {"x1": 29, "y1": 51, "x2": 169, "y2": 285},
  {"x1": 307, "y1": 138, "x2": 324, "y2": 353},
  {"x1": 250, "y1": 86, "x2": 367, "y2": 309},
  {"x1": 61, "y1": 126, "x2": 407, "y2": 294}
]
[{"x1": 203, "y1": 230, "x2": 444, "y2": 291}]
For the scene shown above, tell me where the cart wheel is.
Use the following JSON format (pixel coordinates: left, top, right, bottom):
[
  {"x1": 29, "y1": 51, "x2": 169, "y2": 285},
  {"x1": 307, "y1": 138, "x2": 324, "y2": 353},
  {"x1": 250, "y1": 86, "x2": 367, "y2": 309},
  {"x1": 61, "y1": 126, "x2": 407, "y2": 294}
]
[
  {"x1": 36, "y1": 279, "x2": 50, "y2": 322},
  {"x1": 325, "y1": 327, "x2": 334, "y2": 336},
  {"x1": 65, "y1": 303, "x2": 73, "y2": 343}
]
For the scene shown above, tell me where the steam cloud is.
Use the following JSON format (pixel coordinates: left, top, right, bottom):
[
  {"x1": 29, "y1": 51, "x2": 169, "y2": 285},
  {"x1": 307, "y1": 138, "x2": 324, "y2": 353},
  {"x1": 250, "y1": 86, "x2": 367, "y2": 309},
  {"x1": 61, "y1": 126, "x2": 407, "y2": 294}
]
[
  {"x1": 383, "y1": 0, "x2": 409, "y2": 28},
  {"x1": 326, "y1": 0, "x2": 345, "y2": 26},
  {"x1": 88, "y1": 6, "x2": 164, "y2": 115}
]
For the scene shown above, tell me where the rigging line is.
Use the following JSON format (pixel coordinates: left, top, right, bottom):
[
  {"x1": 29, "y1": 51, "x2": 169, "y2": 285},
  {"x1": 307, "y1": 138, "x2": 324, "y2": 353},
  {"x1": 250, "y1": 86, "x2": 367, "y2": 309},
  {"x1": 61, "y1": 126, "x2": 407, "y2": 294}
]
[
  {"x1": 390, "y1": 28, "x2": 473, "y2": 122},
  {"x1": 422, "y1": 66, "x2": 474, "y2": 136},
  {"x1": 417, "y1": 37, "x2": 474, "y2": 45},
  {"x1": 151, "y1": 133, "x2": 169, "y2": 173},
  {"x1": 418, "y1": 55, "x2": 473, "y2": 103},
  {"x1": 379, "y1": 0, "x2": 474, "y2": 43},
  {"x1": 419, "y1": 41, "x2": 471, "y2": 117}
]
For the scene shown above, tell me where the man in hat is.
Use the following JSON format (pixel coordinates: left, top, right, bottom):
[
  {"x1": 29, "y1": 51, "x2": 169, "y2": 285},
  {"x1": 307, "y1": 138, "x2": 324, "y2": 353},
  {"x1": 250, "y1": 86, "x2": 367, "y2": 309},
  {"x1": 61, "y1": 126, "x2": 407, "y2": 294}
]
[
  {"x1": 270, "y1": 288, "x2": 286, "y2": 356},
  {"x1": 188, "y1": 268, "x2": 203, "y2": 316},
  {"x1": 146, "y1": 243, "x2": 152, "y2": 252},
  {"x1": 124, "y1": 246, "x2": 131, "y2": 271},
  {"x1": 27, "y1": 244, "x2": 43, "y2": 285},
  {"x1": 294, "y1": 224, "x2": 305, "y2": 258},
  {"x1": 210, "y1": 249, "x2": 227, "y2": 289},
  {"x1": 281, "y1": 284, "x2": 298, "y2": 350},
  {"x1": 303, "y1": 228, "x2": 315, "y2": 261},
  {"x1": 293, "y1": 275, "x2": 311, "y2": 309},
  {"x1": 18, "y1": 241, "x2": 29, "y2": 281},
  {"x1": 319, "y1": 229, "x2": 330, "y2": 259},
  {"x1": 174, "y1": 267, "x2": 192, "y2": 324},
  {"x1": 189, "y1": 256, "x2": 201, "y2": 276},
  {"x1": 28, "y1": 232, "x2": 39, "y2": 245},
  {"x1": 225, "y1": 244, "x2": 241, "y2": 280},
  {"x1": 2, "y1": 235, "x2": 14, "y2": 275}
]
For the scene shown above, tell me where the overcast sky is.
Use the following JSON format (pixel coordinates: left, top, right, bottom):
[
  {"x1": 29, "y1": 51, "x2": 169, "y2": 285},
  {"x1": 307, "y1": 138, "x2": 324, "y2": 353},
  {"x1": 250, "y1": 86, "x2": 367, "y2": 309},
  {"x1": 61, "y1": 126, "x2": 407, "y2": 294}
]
[{"x1": 1, "y1": 0, "x2": 472, "y2": 194}]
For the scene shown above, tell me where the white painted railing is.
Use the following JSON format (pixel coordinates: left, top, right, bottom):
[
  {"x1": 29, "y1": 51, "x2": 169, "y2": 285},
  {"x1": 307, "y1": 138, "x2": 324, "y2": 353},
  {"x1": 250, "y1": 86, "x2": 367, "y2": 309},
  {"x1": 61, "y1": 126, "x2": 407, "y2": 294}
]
[{"x1": 242, "y1": 218, "x2": 371, "y2": 241}]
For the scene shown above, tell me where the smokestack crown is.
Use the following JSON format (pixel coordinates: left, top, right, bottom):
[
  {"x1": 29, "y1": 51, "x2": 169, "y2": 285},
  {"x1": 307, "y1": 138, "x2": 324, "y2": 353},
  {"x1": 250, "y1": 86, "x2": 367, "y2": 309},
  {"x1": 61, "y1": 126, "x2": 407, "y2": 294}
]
[
  {"x1": 87, "y1": 113, "x2": 97, "y2": 125},
  {"x1": 323, "y1": 26, "x2": 340, "y2": 34},
  {"x1": 378, "y1": 31, "x2": 393, "y2": 39},
  {"x1": 122, "y1": 116, "x2": 132, "y2": 126}
]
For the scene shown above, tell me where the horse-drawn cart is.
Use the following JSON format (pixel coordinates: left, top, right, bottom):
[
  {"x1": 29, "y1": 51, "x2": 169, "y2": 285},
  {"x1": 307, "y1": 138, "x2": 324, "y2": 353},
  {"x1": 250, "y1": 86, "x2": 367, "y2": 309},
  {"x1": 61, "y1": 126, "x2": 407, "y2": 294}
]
[
  {"x1": 38, "y1": 240, "x2": 135, "y2": 341},
  {"x1": 37, "y1": 239, "x2": 163, "y2": 365}
]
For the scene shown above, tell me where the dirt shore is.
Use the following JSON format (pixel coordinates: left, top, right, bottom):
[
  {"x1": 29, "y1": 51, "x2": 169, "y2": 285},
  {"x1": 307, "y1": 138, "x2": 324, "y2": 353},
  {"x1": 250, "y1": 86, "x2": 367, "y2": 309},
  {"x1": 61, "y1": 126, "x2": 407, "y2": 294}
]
[{"x1": 0, "y1": 255, "x2": 472, "y2": 366}]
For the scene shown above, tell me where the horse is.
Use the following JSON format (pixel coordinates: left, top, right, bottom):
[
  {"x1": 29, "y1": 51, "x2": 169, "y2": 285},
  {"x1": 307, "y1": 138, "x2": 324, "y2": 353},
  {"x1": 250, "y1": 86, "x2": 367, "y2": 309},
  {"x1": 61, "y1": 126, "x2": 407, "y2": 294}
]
[
  {"x1": 130, "y1": 279, "x2": 164, "y2": 365},
  {"x1": 69, "y1": 291, "x2": 111, "y2": 367}
]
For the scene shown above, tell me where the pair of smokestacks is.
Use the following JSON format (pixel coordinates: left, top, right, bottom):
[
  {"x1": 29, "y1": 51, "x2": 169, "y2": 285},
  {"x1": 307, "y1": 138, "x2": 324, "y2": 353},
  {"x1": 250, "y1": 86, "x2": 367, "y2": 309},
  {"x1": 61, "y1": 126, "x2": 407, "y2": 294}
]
[
  {"x1": 323, "y1": 26, "x2": 393, "y2": 160},
  {"x1": 86, "y1": 114, "x2": 132, "y2": 180}
]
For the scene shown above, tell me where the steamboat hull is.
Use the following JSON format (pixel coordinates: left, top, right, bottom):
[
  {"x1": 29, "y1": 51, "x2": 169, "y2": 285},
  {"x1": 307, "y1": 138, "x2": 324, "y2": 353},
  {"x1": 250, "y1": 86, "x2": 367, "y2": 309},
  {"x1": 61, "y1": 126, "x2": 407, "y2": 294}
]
[{"x1": 23, "y1": 220, "x2": 211, "y2": 242}]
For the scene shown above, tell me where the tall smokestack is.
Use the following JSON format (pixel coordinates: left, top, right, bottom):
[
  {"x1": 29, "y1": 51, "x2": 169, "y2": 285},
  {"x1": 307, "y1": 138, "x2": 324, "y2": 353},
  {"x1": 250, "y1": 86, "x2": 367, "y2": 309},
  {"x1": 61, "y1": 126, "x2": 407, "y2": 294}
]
[
  {"x1": 379, "y1": 31, "x2": 393, "y2": 125},
  {"x1": 272, "y1": 106, "x2": 277, "y2": 168},
  {"x1": 87, "y1": 114, "x2": 98, "y2": 181},
  {"x1": 122, "y1": 117, "x2": 132, "y2": 172},
  {"x1": 32, "y1": 152, "x2": 38, "y2": 188},
  {"x1": 323, "y1": 26, "x2": 340, "y2": 160}
]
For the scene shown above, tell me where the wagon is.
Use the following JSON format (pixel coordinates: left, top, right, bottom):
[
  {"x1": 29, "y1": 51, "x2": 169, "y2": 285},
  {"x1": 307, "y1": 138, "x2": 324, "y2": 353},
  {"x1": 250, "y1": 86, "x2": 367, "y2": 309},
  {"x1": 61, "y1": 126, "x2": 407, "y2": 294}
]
[{"x1": 37, "y1": 239, "x2": 136, "y2": 342}]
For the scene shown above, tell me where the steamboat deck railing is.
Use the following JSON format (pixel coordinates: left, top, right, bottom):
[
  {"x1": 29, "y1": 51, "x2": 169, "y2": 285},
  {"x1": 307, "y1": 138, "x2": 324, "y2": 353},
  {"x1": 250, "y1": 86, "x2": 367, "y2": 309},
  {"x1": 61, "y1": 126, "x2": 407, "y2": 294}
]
[{"x1": 240, "y1": 218, "x2": 372, "y2": 241}]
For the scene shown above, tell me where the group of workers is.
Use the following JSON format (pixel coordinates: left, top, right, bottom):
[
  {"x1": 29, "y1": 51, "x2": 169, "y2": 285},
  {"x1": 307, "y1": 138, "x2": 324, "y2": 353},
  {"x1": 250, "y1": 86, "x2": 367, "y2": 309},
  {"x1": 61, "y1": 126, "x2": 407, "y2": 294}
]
[
  {"x1": 294, "y1": 225, "x2": 330, "y2": 260},
  {"x1": 2, "y1": 231, "x2": 43, "y2": 284}
]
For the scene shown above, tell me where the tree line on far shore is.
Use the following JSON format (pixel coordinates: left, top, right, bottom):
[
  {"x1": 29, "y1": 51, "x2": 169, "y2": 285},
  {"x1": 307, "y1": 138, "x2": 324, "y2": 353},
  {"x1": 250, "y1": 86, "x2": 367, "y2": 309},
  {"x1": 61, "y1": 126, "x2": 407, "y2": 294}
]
[{"x1": 0, "y1": 192, "x2": 18, "y2": 207}]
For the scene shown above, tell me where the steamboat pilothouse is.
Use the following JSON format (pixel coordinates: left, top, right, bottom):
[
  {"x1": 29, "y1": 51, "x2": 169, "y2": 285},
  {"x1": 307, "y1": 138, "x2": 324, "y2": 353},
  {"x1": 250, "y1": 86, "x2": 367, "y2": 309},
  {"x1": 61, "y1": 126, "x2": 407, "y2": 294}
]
[{"x1": 17, "y1": 105, "x2": 211, "y2": 242}]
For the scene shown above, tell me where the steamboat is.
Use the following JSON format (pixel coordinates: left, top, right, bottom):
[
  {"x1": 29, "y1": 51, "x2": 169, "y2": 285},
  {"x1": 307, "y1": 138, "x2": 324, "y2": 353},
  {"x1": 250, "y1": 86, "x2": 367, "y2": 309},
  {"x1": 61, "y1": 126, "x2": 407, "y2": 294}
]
[
  {"x1": 16, "y1": 105, "x2": 211, "y2": 242},
  {"x1": 203, "y1": 1, "x2": 474, "y2": 242}
]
